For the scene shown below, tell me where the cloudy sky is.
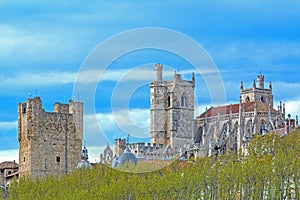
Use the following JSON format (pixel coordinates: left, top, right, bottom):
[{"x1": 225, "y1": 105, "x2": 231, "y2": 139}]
[{"x1": 1, "y1": 1, "x2": 300, "y2": 163}]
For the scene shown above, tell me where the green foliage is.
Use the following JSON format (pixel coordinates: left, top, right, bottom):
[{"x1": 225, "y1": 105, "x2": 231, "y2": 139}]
[{"x1": 3, "y1": 130, "x2": 300, "y2": 200}]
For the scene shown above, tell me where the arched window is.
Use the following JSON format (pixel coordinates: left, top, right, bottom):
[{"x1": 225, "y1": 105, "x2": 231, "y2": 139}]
[
  {"x1": 260, "y1": 121, "x2": 267, "y2": 135},
  {"x1": 246, "y1": 96, "x2": 250, "y2": 102},
  {"x1": 167, "y1": 95, "x2": 171, "y2": 107},
  {"x1": 195, "y1": 127, "x2": 203, "y2": 144},
  {"x1": 246, "y1": 120, "x2": 252, "y2": 137},
  {"x1": 181, "y1": 95, "x2": 187, "y2": 107},
  {"x1": 260, "y1": 96, "x2": 265, "y2": 102}
]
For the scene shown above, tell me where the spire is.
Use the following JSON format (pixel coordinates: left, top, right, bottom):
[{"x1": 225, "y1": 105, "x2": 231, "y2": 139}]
[
  {"x1": 280, "y1": 101, "x2": 282, "y2": 113},
  {"x1": 240, "y1": 81, "x2": 243, "y2": 90},
  {"x1": 81, "y1": 143, "x2": 89, "y2": 161},
  {"x1": 192, "y1": 72, "x2": 195, "y2": 84},
  {"x1": 253, "y1": 79, "x2": 256, "y2": 89}
]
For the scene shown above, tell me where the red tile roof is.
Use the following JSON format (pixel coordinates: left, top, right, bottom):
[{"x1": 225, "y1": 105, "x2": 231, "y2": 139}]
[{"x1": 197, "y1": 101, "x2": 277, "y2": 118}]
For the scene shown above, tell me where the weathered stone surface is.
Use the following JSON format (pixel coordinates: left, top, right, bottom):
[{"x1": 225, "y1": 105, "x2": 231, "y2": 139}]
[
  {"x1": 18, "y1": 97, "x2": 83, "y2": 179},
  {"x1": 150, "y1": 64, "x2": 195, "y2": 150},
  {"x1": 195, "y1": 74, "x2": 286, "y2": 157}
]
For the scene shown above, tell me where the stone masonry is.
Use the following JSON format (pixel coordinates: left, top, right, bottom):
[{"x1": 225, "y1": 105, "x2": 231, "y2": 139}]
[
  {"x1": 18, "y1": 97, "x2": 83, "y2": 179},
  {"x1": 150, "y1": 63, "x2": 195, "y2": 149}
]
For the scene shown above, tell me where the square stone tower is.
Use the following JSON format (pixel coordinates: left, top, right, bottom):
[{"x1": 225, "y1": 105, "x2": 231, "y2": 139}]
[
  {"x1": 240, "y1": 74, "x2": 273, "y2": 107},
  {"x1": 150, "y1": 64, "x2": 195, "y2": 149},
  {"x1": 18, "y1": 97, "x2": 83, "y2": 179}
]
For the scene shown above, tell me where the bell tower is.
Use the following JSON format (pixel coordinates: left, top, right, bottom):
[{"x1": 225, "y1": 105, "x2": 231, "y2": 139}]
[
  {"x1": 240, "y1": 73, "x2": 273, "y2": 107},
  {"x1": 150, "y1": 64, "x2": 195, "y2": 149}
]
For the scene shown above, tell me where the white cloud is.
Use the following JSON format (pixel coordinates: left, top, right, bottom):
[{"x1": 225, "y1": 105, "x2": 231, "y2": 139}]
[
  {"x1": 86, "y1": 145, "x2": 113, "y2": 163},
  {"x1": 282, "y1": 97, "x2": 300, "y2": 118},
  {"x1": 0, "y1": 121, "x2": 17, "y2": 133},
  {"x1": 0, "y1": 66, "x2": 216, "y2": 88},
  {"x1": 0, "y1": 72, "x2": 76, "y2": 87},
  {"x1": 83, "y1": 108, "x2": 150, "y2": 147},
  {"x1": 0, "y1": 149, "x2": 18, "y2": 163}
]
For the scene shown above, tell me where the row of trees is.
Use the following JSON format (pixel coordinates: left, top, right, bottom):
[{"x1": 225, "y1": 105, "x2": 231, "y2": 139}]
[{"x1": 2, "y1": 130, "x2": 300, "y2": 199}]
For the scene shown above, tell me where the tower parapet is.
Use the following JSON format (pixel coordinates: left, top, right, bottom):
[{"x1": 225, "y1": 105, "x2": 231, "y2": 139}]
[{"x1": 240, "y1": 73, "x2": 273, "y2": 107}]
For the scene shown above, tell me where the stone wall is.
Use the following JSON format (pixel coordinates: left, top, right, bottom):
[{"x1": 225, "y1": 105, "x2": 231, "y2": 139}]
[
  {"x1": 18, "y1": 97, "x2": 83, "y2": 179},
  {"x1": 150, "y1": 64, "x2": 195, "y2": 150}
]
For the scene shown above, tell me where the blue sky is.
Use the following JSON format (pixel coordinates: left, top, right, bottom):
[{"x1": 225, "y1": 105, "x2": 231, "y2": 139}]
[{"x1": 1, "y1": 0, "x2": 300, "y2": 162}]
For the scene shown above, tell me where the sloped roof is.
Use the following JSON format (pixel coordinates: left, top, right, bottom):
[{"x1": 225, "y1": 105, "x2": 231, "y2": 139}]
[
  {"x1": 0, "y1": 161, "x2": 18, "y2": 170},
  {"x1": 197, "y1": 101, "x2": 277, "y2": 118}
]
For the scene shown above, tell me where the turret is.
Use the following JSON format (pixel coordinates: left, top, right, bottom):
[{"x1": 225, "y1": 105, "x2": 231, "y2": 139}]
[
  {"x1": 154, "y1": 63, "x2": 162, "y2": 81},
  {"x1": 257, "y1": 74, "x2": 264, "y2": 89}
]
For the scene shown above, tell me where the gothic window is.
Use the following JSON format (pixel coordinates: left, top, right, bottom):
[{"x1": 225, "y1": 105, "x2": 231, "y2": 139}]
[
  {"x1": 181, "y1": 95, "x2": 187, "y2": 107},
  {"x1": 260, "y1": 96, "x2": 265, "y2": 102},
  {"x1": 167, "y1": 95, "x2": 171, "y2": 107},
  {"x1": 246, "y1": 120, "x2": 252, "y2": 137},
  {"x1": 246, "y1": 96, "x2": 250, "y2": 102},
  {"x1": 195, "y1": 127, "x2": 203, "y2": 144},
  {"x1": 260, "y1": 120, "x2": 267, "y2": 135}
]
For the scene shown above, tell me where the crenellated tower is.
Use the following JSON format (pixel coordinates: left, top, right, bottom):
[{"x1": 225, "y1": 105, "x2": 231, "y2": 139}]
[
  {"x1": 18, "y1": 97, "x2": 83, "y2": 179},
  {"x1": 240, "y1": 73, "x2": 273, "y2": 107}
]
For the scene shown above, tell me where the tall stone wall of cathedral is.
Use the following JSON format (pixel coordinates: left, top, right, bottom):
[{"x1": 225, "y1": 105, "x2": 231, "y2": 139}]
[
  {"x1": 194, "y1": 74, "x2": 287, "y2": 158},
  {"x1": 18, "y1": 97, "x2": 83, "y2": 179},
  {"x1": 150, "y1": 64, "x2": 195, "y2": 150}
]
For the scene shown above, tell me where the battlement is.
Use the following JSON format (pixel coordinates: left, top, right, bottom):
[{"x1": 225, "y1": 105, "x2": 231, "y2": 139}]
[{"x1": 54, "y1": 102, "x2": 69, "y2": 113}]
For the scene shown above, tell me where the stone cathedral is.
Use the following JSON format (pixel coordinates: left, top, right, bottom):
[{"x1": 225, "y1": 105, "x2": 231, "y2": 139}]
[
  {"x1": 194, "y1": 74, "x2": 295, "y2": 157},
  {"x1": 115, "y1": 64, "x2": 298, "y2": 159}
]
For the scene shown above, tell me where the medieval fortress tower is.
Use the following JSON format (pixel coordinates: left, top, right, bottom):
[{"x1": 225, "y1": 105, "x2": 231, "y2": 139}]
[{"x1": 18, "y1": 97, "x2": 83, "y2": 179}]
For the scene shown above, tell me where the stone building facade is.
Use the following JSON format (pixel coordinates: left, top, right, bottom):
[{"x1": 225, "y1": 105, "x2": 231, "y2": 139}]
[
  {"x1": 100, "y1": 144, "x2": 114, "y2": 165},
  {"x1": 18, "y1": 97, "x2": 83, "y2": 179},
  {"x1": 0, "y1": 161, "x2": 18, "y2": 187},
  {"x1": 150, "y1": 63, "x2": 195, "y2": 149},
  {"x1": 115, "y1": 64, "x2": 195, "y2": 160},
  {"x1": 194, "y1": 74, "x2": 296, "y2": 157},
  {"x1": 115, "y1": 65, "x2": 298, "y2": 161}
]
